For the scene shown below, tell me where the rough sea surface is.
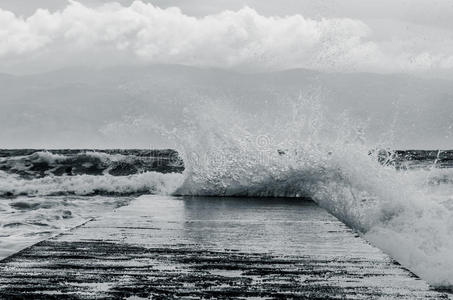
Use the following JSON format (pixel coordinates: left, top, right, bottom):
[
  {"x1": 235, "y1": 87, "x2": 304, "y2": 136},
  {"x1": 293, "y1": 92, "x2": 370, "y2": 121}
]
[{"x1": 0, "y1": 149, "x2": 183, "y2": 258}]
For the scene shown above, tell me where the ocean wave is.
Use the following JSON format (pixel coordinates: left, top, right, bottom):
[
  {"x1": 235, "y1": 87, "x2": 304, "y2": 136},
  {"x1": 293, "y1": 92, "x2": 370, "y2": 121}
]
[
  {"x1": 0, "y1": 171, "x2": 183, "y2": 197},
  {"x1": 157, "y1": 98, "x2": 453, "y2": 289},
  {"x1": 0, "y1": 149, "x2": 183, "y2": 179},
  {"x1": 174, "y1": 149, "x2": 453, "y2": 288}
]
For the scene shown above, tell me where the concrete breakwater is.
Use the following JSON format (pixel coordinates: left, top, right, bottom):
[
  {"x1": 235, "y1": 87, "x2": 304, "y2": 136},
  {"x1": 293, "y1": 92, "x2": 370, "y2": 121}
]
[{"x1": 0, "y1": 196, "x2": 448, "y2": 299}]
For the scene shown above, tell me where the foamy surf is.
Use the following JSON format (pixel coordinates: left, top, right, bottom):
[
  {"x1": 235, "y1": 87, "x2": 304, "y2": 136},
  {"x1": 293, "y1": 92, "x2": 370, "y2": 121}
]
[
  {"x1": 0, "y1": 195, "x2": 132, "y2": 259},
  {"x1": 174, "y1": 148, "x2": 453, "y2": 289},
  {"x1": 0, "y1": 170, "x2": 183, "y2": 197},
  {"x1": 161, "y1": 99, "x2": 453, "y2": 290},
  {"x1": 0, "y1": 149, "x2": 184, "y2": 197}
]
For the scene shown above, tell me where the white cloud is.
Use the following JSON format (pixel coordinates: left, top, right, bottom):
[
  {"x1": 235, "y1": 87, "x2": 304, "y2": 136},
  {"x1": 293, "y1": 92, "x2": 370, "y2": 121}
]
[{"x1": 0, "y1": 1, "x2": 452, "y2": 74}]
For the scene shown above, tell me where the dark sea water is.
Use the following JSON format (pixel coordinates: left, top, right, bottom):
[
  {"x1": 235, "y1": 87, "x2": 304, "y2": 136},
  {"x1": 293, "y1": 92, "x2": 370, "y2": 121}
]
[
  {"x1": 378, "y1": 149, "x2": 453, "y2": 169},
  {"x1": 0, "y1": 149, "x2": 183, "y2": 181}
]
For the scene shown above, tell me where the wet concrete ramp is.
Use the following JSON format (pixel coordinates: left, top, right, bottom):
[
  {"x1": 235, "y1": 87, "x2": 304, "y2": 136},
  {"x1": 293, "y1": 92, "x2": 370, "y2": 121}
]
[{"x1": 0, "y1": 196, "x2": 448, "y2": 299}]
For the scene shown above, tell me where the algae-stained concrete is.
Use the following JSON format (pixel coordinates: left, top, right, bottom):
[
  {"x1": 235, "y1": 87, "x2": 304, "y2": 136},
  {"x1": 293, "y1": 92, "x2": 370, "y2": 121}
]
[{"x1": 0, "y1": 196, "x2": 448, "y2": 299}]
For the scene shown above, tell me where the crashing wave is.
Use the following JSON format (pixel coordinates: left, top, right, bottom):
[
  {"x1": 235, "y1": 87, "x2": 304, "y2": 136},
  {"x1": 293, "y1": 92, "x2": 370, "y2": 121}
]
[
  {"x1": 0, "y1": 170, "x2": 183, "y2": 197},
  {"x1": 160, "y1": 98, "x2": 453, "y2": 289}
]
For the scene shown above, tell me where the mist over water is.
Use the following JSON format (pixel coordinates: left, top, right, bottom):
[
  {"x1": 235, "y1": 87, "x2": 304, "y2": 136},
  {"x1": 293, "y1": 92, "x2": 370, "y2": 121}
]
[{"x1": 2, "y1": 66, "x2": 453, "y2": 149}]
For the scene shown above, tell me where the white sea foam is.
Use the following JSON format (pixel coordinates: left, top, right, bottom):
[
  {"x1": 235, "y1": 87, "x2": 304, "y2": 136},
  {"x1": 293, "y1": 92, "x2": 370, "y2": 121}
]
[
  {"x1": 0, "y1": 171, "x2": 183, "y2": 197},
  {"x1": 0, "y1": 195, "x2": 133, "y2": 260}
]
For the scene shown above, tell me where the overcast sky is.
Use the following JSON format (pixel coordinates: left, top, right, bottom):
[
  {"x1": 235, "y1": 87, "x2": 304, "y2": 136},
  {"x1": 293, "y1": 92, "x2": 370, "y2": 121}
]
[
  {"x1": 1, "y1": 1, "x2": 453, "y2": 149},
  {"x1": 1, "y1": 0, "x2": 453, "y2": 76}
]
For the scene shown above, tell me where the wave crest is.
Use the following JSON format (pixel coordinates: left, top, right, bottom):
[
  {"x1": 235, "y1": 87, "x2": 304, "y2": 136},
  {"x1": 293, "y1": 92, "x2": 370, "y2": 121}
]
[
  {"x1": 0, "y1": 149, "x2": 183, "y2": 179},
  {"x1": 164, "y1": 97, "x2": 453, "y2": 288},
  {"x1": 0, "y1": 171, "x2": 183, "y2": 197}
]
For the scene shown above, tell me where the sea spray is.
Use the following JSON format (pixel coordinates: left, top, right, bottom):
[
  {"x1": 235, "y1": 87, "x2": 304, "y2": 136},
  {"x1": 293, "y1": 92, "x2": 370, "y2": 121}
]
[{"x1": 155, "y1": 95, "x2": 453, "y2": 288}]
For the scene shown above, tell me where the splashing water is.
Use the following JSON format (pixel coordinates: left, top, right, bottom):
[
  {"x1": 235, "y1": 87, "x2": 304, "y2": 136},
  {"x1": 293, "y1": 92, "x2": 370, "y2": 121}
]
[{"x1": 148, "y1": 95, "x2": 453, "y2": 288}]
